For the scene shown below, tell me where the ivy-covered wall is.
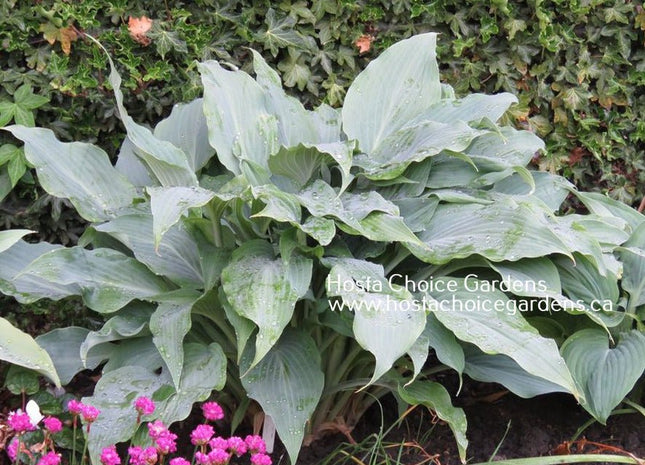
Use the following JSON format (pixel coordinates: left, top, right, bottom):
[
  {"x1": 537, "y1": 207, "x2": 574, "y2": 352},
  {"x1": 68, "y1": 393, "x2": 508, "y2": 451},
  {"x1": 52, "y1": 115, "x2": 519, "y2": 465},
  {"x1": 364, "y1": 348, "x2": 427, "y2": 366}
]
[{"x1": 1, "y1": 0, "x2": 643, "y2": 240}]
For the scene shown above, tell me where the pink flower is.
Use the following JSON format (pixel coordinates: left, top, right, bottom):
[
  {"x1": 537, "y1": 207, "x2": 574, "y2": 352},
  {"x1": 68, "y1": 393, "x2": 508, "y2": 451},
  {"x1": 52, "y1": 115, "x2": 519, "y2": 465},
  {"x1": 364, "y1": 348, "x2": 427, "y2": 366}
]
[
  {"x1": 134, "y1": 397, "x2": 155, "y2": 416},
  {"x1": 207, "y1": 449, "x2": 230, "y2": 465},
  {"x1": 128, "y1": 446, "x2": 157, "y2": 465},
  {"x1": 208, "y1": 436, "x2": 228, "y2": 450},
  {"x1": 100, "y1": 445, "x2": 121, "y2": 465},
  {"x1": 250, "y1": 453, "x2": 272, "y2": 465},
  {"x1": 147, "y1": 420, "x2": 167, "y2": 439},
  {"x1": 8, "y1": 411, "x2": 35, "y2": 433},
  {"x1": 67, "y1": 399, "x2": 84, "y2": 415},
  {"x1": 7, "y1": 437, "x2": 19, "y2": 461},
  {"x1": 37, "y1": 452, "x2": 61, "y2": 465},
  {"x1": 169, "y1": 459, "x2": 190, "y2": 465},
  {"x1": 43, "y1": 416, "x2": 63, "y2": 433},
  {"x1": 81, "y1": 404, "x2": 100, "y2": 423},
  {"x1": 201, "y1": 402, "x2": 224, "y2": 421},
  {"x1": 155, "y1": 432, "x2": 177, "y2": 455},
  {"x1": 227, "y1": 436, "x2": 247, "y2": 456},
  {"x1": 190, "y1": 424, "x2": 214, "y2": 445},
  {"x1": 194, "y1": 452, "x2": 210, "y2": 465},
  {"x1": 245, "y1": 435, "x2": 266, "y2": 454}
]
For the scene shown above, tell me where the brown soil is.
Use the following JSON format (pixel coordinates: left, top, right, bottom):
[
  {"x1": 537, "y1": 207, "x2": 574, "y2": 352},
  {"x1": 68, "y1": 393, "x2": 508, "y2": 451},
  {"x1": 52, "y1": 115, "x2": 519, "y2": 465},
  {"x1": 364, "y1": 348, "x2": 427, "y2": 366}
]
[{"x1": 292, "y1": 377, "x2": 644, "y2": 465}]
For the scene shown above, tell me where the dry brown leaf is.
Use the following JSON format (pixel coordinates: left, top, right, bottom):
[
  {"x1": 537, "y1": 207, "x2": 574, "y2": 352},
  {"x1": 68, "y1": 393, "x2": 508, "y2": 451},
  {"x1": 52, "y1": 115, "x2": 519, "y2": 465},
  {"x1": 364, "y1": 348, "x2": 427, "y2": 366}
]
[
  {"x1": 354, "y1": 34, "x2": 374, "y2": 54},
  {"x1": 39, "y1": 23, "x2": 78, "y2": 55},
  {"x1": 128, "y1": 16, "x2": 153, "y2": 46}
]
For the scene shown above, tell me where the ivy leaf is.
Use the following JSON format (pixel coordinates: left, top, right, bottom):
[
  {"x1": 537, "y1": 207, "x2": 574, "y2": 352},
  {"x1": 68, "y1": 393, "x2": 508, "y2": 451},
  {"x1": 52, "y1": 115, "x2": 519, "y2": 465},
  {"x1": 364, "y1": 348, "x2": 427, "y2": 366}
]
[
  {"x1": 149, "y1": 26, "x2": 188, "y2": 59},
  {"x1": 255, "y1": 8, "x2": 316, "y2": 57},
  {"x1": 0, "y1": 144, "x2": 22, "y2": 166},
  {"x1": 7, "y1": 155, "x2": 27, "y2": 187},
  {"x1": 0, "y1": 85, "x2": 48, "y2": 128}
]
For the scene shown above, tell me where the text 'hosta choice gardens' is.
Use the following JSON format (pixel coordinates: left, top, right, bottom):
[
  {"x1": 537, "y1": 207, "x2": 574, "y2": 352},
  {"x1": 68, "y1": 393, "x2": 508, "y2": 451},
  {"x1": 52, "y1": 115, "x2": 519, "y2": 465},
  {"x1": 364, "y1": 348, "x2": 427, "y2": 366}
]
[{"x1": 0, "y1": 33, "x2": 644, "y2": 464}]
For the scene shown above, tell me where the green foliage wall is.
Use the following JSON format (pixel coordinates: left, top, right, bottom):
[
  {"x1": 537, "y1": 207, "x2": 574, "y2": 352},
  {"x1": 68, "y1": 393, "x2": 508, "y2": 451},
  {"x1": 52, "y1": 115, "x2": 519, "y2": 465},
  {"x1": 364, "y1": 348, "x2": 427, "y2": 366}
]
[{"x1": 1, "y1": 0, "x2": 644, "y2": 240}]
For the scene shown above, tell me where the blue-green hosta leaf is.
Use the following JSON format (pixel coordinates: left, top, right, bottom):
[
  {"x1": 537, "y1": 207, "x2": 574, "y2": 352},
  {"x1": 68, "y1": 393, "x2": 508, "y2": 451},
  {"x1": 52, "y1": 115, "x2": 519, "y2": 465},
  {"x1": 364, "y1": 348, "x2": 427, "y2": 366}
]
[
  {"x1": 88, "y1": 40, "x2": 197, "y2": 188},
  {"x1": 251, "y1": 50, "x2": 341, "y2": 145},
  {"x1": 269, "y1": 141, "x2": 354, "y2": 193},
  {"x1": 85, "y1": 342, "x2": 225, "y2": 464},
  {"x1": 562, "y1": 329, "x2": 645, "y2": 423},
  {"x1": 199, "y1": 60, "x2": 278, "y2": 174},
  {"x1": 555, "y1": 255, "x2": 622, "y2": 327},
  {"x1": 0, "y1": 241, "x2": 72, "y2": 303},
  {"x1": 299, "y1": 216, "x2": 336, "y2": 246},
  {"x1": 411, "y1": 92, "x2": 518, "y2": 126},
  {"x1": 37, "y1": 327, "x2": 92, "y2": 385},
  {"x1": 251, "y1": 184, "x2": 301, "y2": 223},
  {"x1": 412, "y1": 197, "x2": 607, "y2": 266},
  {"x1": 574, "y1": 191, "x2": 644, "y2": 233},
  {"x1": 80, "y1": 303, "x2": 155, "y2": 365},
  {"x1": 0, "y1": 317, "x2": 60, "y2": 387},
  {"x1": 240, "y1": 329, "x2": 324, "y2": 465},
  {"x1": 405, "y1": 313, "x2": 465, "y2": 387},
  {"x1": 616, "y1": 223, "x2": 645, "y2": 309},
  {"x1": 359, "y1": 121, "x2": 482, "y2": 180},
  {"x1": 557, "y1": 215, "x2": 630, "y2": 251},
  {"x1": 343, "y1": 33, "x2": 441, "y2": 153},
  {"x1": 96, "y1": 214, "x2": 204, "y2": 288},
  {"x1": 148, "y1": 186, "x2": 215, "y2": 248},
  {"x1": 398, "y1": 381, "x2": 468, "y2": 463},
  {"x1": 428, "y1": 277, "x2": 579, "y2": 397},
  {"x1": 325, "y1": 258, "x2": 426, "y2": 384},
  {"x1": 150, "y1": 299, "x2": 193, "y2": 389},
  {"x1": 4, "y1": 126, "x2": 138, "y2": 222},
  {"x1": 154, "y1": 98, "x2": 215, "y2": 171},
  {"x1": 222, "y1": 241, "x2": 312, "y2": 367},
  {"x1": 115, "y1": 137, "x2": 154, "y2": 187},
  {"x1": 494, "y1": 171, "x2": 573, "y2": 212},
  {"x1": 465, "y1": 128, "x2": 545, "y2": 171},
  {"x1": 18, "y1": 247, "x2": 172, "y2": 313},
  {"x1": 0, "y1": 230, "x2": 33, "y2": 253},
  {"x1": 392, "y1": 197, "x2": 439, "y2": 233},
  {"x1": 464, "y1": 350, "x2": 570, "y2": 398}
]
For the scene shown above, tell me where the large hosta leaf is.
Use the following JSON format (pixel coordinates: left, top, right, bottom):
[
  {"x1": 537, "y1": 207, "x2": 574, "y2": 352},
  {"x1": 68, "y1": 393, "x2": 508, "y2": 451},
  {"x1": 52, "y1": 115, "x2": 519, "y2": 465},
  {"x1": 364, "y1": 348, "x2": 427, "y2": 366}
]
[
  {"x1": 85, "y1": 342, "x2": 226, "y2": 464},
  {"x1": 464, "y1": 349, "x2": 570, "y2": 398},
  {"x1": 221, "y1": 241, "x2": 312, "y2": 367},
  {"x1": 37, "y1": 327, "x2": 95, "y2": 385},
  {"x1": 617, "y1": 223, "x2": 645, "y2": 309},
  {"x1": 18, "y1": 247, "x2": 172, "y2": 312},
  {"x1": 4, "y1": 126, "x2": 138, "y2": 222},
  {"x1": 0, "y1": 241, "x2": 71, "y2": 303},
  {"x1": 561, "y1": 329, "x2": 645, "y2": 423},
  {"x1": 325, "y1": 258, "x2": 426, "y2": 384},
  {"x1": 150, "y1": 297, "x2": 195, "y2": 389},
  {"x1": 95, "y1": 39, "x2": 197, "y2": 187},
  {"x1": 399, "y1": 381, "x2": 468, "y2": 463},
  {"x1": 154, "y1": 98, "x2": 215, "y2": 171},
  {"x1": 428, "y1": 277, "x2": 579, "y2": 397},
  {"x1": 251, "y1": 50, "x2": 341, "y2": 146},
  {"x1": 0, "y1": 317, "x2": 60, "y2": 387},
  {"x1": 199, "y1": 60, "x2": 278, "y2": 174},
  {"x1": 0, "y1": 229, "x2": 33, "y2": 253},
  {"x1": 96, "y1": 214, "x2": 205, "y2": 288},
  {"x1": 412, "y1": 92, "x2": 517, "y2": 125},
  {"x1": 148, "y1": 186, "x2": 215, "y2": 248},
  {"x1": 342, "y1": 33, "x2": 441, "y2": 153},
  {"x1": 240, "y1": 329, "x2": 324, "y2": 464}
]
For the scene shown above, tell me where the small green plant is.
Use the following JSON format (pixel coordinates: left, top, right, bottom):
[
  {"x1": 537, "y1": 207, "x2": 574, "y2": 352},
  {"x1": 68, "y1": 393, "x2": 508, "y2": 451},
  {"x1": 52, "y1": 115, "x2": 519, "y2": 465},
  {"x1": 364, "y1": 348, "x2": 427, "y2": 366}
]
[{"x1": 0, "y1": 33, "x2": 644, "y2": 464}]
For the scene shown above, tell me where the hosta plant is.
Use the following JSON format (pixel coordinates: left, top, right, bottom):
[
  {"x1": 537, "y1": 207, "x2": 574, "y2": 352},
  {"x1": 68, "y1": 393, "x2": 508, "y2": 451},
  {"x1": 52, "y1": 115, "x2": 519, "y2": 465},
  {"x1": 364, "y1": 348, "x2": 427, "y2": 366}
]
[{"x1": 1, "y1": 33, "x2": 644, "y2": 464}]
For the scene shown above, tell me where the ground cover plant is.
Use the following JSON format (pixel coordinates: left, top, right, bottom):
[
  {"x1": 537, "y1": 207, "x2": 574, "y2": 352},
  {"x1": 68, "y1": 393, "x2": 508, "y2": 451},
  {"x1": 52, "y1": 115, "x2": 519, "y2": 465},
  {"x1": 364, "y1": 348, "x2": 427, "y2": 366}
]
[{"x1": 0, "y1": 33, "x2": 644, "y2": 464}]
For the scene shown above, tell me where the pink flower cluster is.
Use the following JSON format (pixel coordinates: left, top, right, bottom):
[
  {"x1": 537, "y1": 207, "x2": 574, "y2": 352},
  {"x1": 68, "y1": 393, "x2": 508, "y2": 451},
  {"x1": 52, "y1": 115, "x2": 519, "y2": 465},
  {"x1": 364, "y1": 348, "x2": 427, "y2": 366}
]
[
  {"x1": 4, "y1": 396, "x2": 272, "y2": 465},
  {"x1": 67, "y1": 399, "x2": 100, "y2": 423},
  {"x1": 6, "y1": 404, "x2": 65, "y2": 464},
  {"x1": 97, "y1": 398, "x2": 272, "y2": 465}
]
